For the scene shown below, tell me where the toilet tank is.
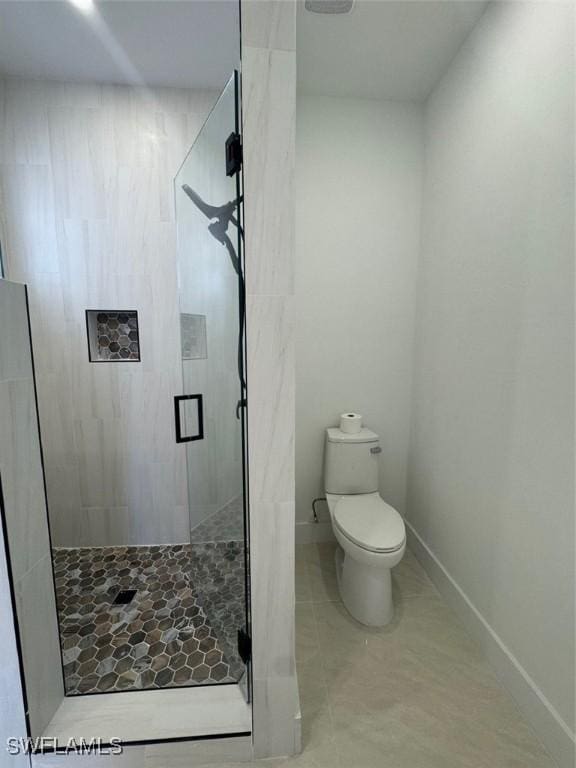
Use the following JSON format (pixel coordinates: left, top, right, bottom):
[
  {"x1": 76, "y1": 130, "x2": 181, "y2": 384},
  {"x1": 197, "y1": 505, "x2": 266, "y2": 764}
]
[{"x1": 324, "y1": 427, "x2": 380, "y2": 495}]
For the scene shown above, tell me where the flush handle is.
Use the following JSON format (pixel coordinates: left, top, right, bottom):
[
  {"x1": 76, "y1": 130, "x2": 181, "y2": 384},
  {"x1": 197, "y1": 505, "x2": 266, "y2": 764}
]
[{"x1": 370, "y1": 446, "x2": 382, "y2": 454}]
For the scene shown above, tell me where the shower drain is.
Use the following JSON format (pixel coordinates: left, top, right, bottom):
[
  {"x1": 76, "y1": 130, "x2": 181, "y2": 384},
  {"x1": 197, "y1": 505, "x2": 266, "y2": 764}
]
[{"x1": 112, "y1": 589, "x2": 137, "y2": 605}]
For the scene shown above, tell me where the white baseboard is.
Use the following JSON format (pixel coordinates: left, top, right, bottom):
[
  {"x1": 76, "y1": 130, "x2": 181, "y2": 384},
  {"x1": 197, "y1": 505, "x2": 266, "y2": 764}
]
[
  {"x1": 405, "y1": 522, "x2": 575, "y2": 768},
  {"x1": 295, "y1": 521, "x2": 335, "y2": 545}
]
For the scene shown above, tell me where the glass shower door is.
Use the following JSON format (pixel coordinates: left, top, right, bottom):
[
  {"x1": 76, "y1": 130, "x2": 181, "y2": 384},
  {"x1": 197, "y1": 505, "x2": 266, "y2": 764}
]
[{"x1": 174, "y1": 73, "x2": 250, "y2": 694}]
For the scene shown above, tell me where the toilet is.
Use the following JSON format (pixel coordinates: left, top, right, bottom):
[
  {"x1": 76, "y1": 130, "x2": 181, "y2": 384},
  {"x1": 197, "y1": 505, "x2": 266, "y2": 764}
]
[{"x1": 324, "y1": 426, "x2": 406, "y2": 626}]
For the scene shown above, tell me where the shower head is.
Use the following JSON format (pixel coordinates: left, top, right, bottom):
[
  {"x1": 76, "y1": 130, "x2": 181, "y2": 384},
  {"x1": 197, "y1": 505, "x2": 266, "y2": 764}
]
[
  {"x1": 305, "y1": 0, "x2": 354, "y2": 14},
  {"x1": 181, "y1": 183, "x2": 236, "y2": 221},
  {"x1": 180, "y1": 183, "x2": 242, "y2": 272}
]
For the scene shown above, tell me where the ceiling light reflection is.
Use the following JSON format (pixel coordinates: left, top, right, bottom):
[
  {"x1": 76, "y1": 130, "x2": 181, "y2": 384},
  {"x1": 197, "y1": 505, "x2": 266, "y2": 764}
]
[{"x1": 69, "y1": 0, "x2": 95, "y2": 15}]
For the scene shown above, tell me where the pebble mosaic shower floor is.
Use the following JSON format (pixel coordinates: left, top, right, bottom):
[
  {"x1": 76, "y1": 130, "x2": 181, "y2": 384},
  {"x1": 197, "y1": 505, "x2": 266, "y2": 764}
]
[{"x1": 53, "y1": 542, "x2": 245, "y2": 695}]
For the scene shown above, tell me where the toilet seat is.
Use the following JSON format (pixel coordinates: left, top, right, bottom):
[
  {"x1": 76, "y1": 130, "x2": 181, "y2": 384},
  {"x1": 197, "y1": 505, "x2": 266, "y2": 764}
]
[{"x1": 333, "y1": 494, "x2": 405, "y2": 554}]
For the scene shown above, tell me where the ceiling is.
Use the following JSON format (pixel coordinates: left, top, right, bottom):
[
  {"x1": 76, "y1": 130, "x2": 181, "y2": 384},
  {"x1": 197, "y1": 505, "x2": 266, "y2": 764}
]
[
  {"x1": 297, "y1": 0, "x2": 488, "y2": 100},
  {"x1": 0, "y1": 1, "x2": 240, "y2": 90}
]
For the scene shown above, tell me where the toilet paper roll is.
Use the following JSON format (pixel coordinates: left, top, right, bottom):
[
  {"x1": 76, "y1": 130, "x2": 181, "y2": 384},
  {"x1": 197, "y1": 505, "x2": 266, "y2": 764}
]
[{"x1": 340, "y1": 413, "x2": 362, "y2": 434}]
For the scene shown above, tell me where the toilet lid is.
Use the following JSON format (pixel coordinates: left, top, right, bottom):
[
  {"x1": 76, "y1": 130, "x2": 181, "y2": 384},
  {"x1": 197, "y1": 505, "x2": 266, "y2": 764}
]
[{"x1": 333, "y1": 495, "x2": 406, "y2": 553}]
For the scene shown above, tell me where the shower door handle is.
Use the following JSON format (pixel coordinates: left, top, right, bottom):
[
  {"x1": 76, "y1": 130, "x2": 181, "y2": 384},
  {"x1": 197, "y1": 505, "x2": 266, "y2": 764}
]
[{"x1": 174, "y1": 394, "x2": 204, "y2": 443}]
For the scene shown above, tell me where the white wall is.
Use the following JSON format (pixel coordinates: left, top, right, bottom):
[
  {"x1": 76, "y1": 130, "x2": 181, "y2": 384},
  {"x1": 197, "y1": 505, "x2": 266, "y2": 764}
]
[
  {"x1": 407, "y1": 3, "x2": 574, "y2": 765},
  {"x1": 295, "y1": 94, "x2": 423, "y2": 525},
  {"x1": 0, "y1": 78, "x2": 217, "y2": 546}
]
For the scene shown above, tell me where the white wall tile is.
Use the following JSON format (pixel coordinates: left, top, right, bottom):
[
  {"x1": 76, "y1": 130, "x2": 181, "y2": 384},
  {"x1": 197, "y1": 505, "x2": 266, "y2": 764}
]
[
  {"x1": 246, "y1": 295, "x2": 294, "y2": 502},
  {"x1": 0, "y1": 163, "x2": 59, "y2": 277},
  {"x1": 250, "y1": 501, "x2": 295, "y2": 676},
  {"x1": 0, "y1": 518, "x2": 28, "y2": 767},
  {"x1": 0, "y1": 379, "x2": 51, "y2": 582},
  {"x1": 242, "y1": 46, "x2": 296, "y2": 297},
  {"x1": 0, "y1": 276, "x2": 32, "y2": 382},
  {"x1": 15, "y1": 553, "x2": 63, "y2": 737},
  {"x1": 44, "y1": 465, "x2": 83, "y2": 547},
  {"x1": 241, "y1": 0, "x2": 296, "y2": 51},
  {"x1": 83, "y1": 507, "x2": 131, "y2": 548},
  {"x1": 2, "y1": 78, "x2": 218, "y2": 546},
  {"x1": 0, "y1": 78, "x2": 52, "y2": 165},
  {"x1": 241, "y1": 0, "x2": 299, "y2": 756}
]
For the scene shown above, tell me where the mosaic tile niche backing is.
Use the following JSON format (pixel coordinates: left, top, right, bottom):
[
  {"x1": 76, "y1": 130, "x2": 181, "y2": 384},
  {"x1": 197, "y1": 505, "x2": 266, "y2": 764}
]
[
  {"x1": 86, "y1": 310, "x2": 140, "y2": 362},
  {"x1": 53, "y1": 543, "x2": 244, "y2": 695}
]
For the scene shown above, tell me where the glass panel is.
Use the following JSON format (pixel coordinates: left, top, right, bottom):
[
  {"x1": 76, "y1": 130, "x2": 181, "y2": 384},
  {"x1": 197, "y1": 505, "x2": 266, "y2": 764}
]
[{"x1": 174, "y1": 73, "x2": 249, "y2": 688}]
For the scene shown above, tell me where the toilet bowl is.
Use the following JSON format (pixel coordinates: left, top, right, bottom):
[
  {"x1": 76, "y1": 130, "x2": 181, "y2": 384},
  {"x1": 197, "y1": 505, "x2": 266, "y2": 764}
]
[
  {"x1": 324, "y1": 426, "x2": 406, "y2": 626},
  {"x1": 327, "y1": 492, "x2": 405, "y2": 626}
]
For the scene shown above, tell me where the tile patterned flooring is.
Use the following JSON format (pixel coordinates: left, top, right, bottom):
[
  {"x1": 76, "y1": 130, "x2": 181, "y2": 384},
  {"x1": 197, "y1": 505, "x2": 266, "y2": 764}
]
[
  {"x1": 53, "y1": 544, "x2": 242, "y2": 695},
  {"x1": 192, "y1": 497, "x2": 246, "y2": 543},
  {"x1": 211, "y1": 541, "x2": 556, "y2": 768},
  {"x1": 189, "y1": 497, "x2": 248, "y2": 680},
  {"x1": 189, "y1": 542, "x2": 247, "y2": 682},
  {"x1": 54, "y1": 537, "x2": 556, "y2": 765},
  {"x1": 287, "y1": 542, "x2": 557, "y2": 768}
]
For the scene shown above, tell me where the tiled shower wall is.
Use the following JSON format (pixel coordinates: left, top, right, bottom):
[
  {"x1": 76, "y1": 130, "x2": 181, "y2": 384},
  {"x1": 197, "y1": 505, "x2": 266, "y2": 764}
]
[
  {"x1": 241, "y1": 0, "x2": 300, "y2": 757},
  {"x1": 0, "y1": 78, "x2": 218, "y2": 546}
]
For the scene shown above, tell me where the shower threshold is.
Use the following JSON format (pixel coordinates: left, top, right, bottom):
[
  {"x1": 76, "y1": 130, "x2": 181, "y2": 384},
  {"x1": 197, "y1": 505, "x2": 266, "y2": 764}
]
[{"x1": 38, "y1": 684, "x2": 251, "y2": 750}]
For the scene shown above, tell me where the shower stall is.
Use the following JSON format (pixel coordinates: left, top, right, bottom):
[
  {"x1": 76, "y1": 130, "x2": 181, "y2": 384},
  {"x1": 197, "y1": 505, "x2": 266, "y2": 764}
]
[
  {"x1": 45, "y1": 72, "x2": 251, "y2": 701},
  {"x1": 0, "y1": 56, "x2": 251, "y2": 749}
]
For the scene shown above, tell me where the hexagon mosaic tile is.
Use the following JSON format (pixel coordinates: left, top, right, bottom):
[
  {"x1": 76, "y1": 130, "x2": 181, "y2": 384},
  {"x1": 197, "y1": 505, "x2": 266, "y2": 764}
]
[
  {"x1": 183, "y1": 497, "x2": 247, "y2": 680},
  {"x1": 86, "y1": 310, "x2": 140, "y2": 362},
  {"x1": 189, "y1": 541, "x2": 246, "y2": 681},
  {"x1": 192, "y1": 496, "x2": 245, "y2": 544},
  {"x1": 53, "y1": 544, "x2": 240, "y2": 695}
]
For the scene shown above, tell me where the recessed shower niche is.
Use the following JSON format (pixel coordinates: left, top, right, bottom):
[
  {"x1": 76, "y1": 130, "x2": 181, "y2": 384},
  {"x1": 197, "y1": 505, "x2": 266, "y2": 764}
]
[
  {"x1": 85, "y1": 310, "x2": 141, "y2": 362},
  {"x1": 181, "y1": 313, "x2": 208, "y2": 360}
]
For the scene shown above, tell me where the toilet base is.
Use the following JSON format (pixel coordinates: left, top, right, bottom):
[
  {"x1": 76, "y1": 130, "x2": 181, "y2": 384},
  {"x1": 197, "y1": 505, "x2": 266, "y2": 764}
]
[{"x1": 334, "y1": 546, "x2": 394, "y2": 627}]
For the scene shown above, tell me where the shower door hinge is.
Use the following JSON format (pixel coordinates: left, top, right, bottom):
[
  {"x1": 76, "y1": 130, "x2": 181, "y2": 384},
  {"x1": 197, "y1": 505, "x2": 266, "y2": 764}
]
[
  {"x1": 226, "y1": 132, "x2": 243, "y2": 176},
  {"x1": 237, "y1": 628, "x2": 252, "y2": 665}
]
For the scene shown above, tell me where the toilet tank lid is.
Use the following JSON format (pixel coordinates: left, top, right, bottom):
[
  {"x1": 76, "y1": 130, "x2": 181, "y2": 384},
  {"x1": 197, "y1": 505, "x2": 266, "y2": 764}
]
[{"x1": 326, "y1": 427, "x2": 379, "y2": 443}]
